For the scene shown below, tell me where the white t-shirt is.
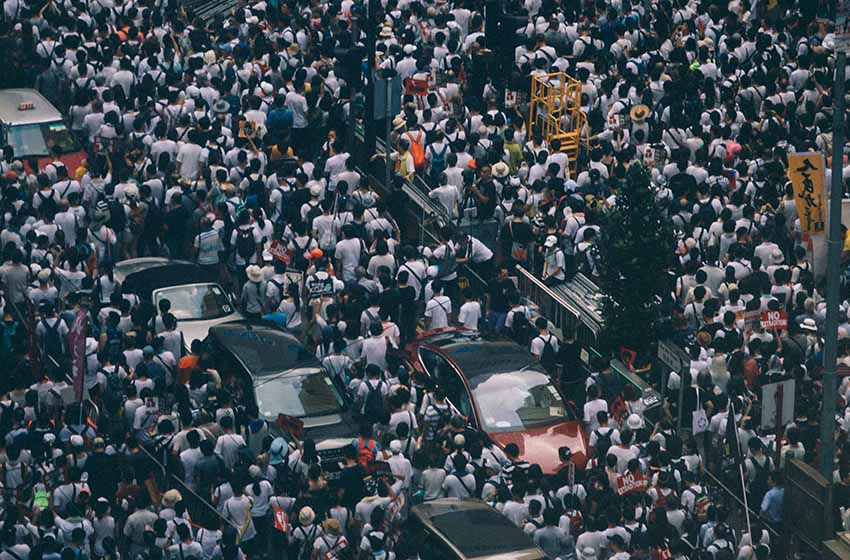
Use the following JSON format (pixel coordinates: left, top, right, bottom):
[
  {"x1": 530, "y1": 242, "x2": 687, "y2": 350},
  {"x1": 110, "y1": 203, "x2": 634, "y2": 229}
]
[
  {"x1": 458, "y1": 301, "x2": 482, "y2": 330},
  {"x1": 425, "y1": 295, "x2": 452, "y2": 328}
]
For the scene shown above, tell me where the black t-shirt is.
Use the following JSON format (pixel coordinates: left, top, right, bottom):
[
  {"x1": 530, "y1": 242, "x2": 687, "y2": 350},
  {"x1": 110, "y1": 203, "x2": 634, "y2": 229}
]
[
  {"x1": 502, "y1": 220, "x2": 534, "y2": 244},
  {"x1": 339, "y1": 463, "x2": 367, "y2": 509},
  {"x1": 488, "y1": 278, "x2": 516, "y2": 313},
  {"x1": 476, "y1": 179, "x2": 497, "y2": 219},
  {"x1": 165, "y1": 205, "x2": 190, "y2": 238}
]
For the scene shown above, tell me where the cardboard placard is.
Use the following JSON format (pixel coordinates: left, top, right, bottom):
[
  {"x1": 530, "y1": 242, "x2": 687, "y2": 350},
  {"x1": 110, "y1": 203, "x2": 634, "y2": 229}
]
[
  {"x1": 616, "y1": 471, "x2": 647, "y2": 496},
  {"x1": 760, "y1": 310, "x2": 787, "y2": 331}
]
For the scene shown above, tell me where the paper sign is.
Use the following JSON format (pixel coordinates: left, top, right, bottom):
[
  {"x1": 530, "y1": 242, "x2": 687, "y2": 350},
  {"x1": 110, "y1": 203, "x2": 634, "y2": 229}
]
[
  {"x1": 268, "y1": 240, "x2": 290, "y2": 264},
  {"x1": 607, "y1": 113, "x2": 621, "y2": 128},
  {"x1": 760, "y1": 310, "x2": 787, "y2": 331},
  {"x1": 505, "y1": 90, "x2": 517, "y2": 108},
  {"x1": 615, "y1": 471, "x2": 647, "y2": 496},
  {"x1": 787, "y1": 153, "x2": 826, "y2": 235}
]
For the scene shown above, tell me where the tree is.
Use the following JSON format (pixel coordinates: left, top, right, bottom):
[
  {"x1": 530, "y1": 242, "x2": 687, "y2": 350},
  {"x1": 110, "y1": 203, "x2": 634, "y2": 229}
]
[{"x1": 598, "y1": 163, "x2": 675, "y2": 353}]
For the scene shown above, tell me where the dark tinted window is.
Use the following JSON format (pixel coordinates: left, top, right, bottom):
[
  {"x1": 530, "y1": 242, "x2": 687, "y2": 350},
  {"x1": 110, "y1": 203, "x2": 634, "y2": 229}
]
[
  {"x1": 216, "y1": 329, "x2": 317, "y2": 374},
  {"x1": 444, "y1": 341, "x2": 532, "y2": 376}
]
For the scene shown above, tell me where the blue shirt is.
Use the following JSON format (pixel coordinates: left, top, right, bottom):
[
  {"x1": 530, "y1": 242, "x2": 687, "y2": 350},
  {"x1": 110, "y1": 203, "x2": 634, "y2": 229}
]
[{"x1": 761, "y1": 486, "x2": 784, "y2": 523}]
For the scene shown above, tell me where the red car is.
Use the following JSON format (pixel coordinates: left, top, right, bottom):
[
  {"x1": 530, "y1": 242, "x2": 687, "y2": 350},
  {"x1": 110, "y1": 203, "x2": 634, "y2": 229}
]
[{"x1": 406, "y1": 328, "x2": 588, "y2": 473}]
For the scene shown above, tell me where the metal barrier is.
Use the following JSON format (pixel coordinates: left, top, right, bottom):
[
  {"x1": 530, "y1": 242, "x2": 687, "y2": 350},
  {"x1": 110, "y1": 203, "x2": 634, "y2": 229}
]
[{"x1": 513, "y1": 265, "x2": 602, "y2": 364}]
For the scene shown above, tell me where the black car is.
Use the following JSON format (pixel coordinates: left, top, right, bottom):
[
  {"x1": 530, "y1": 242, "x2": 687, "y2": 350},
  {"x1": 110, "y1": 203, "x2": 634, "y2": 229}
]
[{"x1": 204, "y1": 321, "x2": 355, "y2": 476}]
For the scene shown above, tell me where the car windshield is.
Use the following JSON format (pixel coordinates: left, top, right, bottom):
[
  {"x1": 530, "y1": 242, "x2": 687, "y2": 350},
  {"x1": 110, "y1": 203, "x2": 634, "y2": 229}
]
[
  {"x1": 154, "y1": 284, "x2": 232, "y2": 320},
  {"x1": 469, "y1": 369, "x2": 566, "y2": 432},
  {"x1": 255, "y1": 372, "x2": 344, "y2": 418},
  {"x1": 7, "y1": 121, "x2": 79, "y2": 157}
]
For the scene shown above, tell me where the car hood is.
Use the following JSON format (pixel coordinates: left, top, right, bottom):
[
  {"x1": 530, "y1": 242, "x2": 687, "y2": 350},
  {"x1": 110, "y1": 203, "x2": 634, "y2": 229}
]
[{"x1": 488, "y1": 421, "x2": 588, "y2": 473}]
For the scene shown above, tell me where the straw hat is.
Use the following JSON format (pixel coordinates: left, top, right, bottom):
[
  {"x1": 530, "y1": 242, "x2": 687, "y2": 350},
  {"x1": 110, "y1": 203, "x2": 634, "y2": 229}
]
[
  {"x1": 246, "y1": 265, "x2": 264, "y2": 283},
  {"x1": 392, "y1": 116, "x2": 407, "y2": 131},
  {"x1": 299, "y1": 506, "x2": 316, "y2": 526},
  {"x1": 492, "y1": 161, "x2": 510, "y2": 178},
  {"x1": 379, "y1": 26, "x2": 393, "y2": 38},
  {"x1": 162, "y1": 489, "x2": 182, "y2": 508},
  {"x1": 630, "y1": 104, "x2": 651, "y2": 123}
]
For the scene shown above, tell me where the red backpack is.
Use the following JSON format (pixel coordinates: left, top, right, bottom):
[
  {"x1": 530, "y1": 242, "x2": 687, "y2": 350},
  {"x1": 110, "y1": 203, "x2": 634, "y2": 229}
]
[
  {"x1": 357, "y1": 436, "x2": 376, "y2": 467},
  {"x1": 406, "y1": 131, "x2": 425, "y2": 170}
]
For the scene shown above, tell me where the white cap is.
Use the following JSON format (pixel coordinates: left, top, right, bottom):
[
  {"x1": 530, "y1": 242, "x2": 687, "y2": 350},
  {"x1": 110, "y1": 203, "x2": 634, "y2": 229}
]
[
  {"x1": 544, "y1": 235, "x2": 558, "y2": 248},
  {"x1": 70, "y1": 434, "x2": 84, "y2": 447},
  {"x1": 310, "y1": 184, "x2": 322, "y2": 197},
  {"x1": 426, "y1": 265, "x2": 438, "y2": 278},
  {"x1": 390, "y1": 440, "x2": 402, "y2": 453}
]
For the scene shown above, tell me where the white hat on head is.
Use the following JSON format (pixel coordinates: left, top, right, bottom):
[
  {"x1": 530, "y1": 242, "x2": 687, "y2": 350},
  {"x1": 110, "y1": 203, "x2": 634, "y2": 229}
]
[
  {"x1": 70, "y1": 435, "x2": 84, "y2": 447},
  {"x1": 544, "y1": 235, "x2": 558, "y2": 248},
  {"x1": 246, "y1": 265, "x2": 264, "y2": 283},
  {"x1": 627, "y1": 414, "x2": 643, "y2": 430},
  {"x1": 427, "y1": 265, "x2": 438, "y2": 278},
  {"x1": 309, "y1": 184, "x2": 322, "y2": 197}
]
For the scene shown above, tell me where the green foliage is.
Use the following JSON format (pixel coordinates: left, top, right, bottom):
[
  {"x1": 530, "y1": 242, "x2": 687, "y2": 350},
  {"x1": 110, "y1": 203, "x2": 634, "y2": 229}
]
[{"x1": 598, "y1": 164, "x2": 674, "y2": 353}]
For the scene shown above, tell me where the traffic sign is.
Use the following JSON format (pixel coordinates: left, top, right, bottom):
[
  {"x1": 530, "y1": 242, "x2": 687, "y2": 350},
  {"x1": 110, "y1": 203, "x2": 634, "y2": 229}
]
[{"x1": 657, "y1": 339, "x2": 688, "y2": 373}]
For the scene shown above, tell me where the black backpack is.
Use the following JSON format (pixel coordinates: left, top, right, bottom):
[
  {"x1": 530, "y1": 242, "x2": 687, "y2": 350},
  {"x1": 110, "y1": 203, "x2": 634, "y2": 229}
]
[
  {"x1": 36, "y1": 191, "x2": 58, "y2": 216},
  {"x1": 236, "y1": 228, "x2": 256, "y2": 260},
  {"x1": 536, "y1": 334, "x2": 557, "y2": 374},
  {"x1": 511, "y1": 308, "x2": 532, "y2": 345},
  {"x1": 363, "y1": 381, "x2": 388, "y2": 424},
  {"x1": 41, "y1": 319, "x2": 63, "y2": 363},
  {"x1": 291, "y1": 236, "x2": 313, "y2": 271},
  {"x1": 305, "y1": 202, "x2": 322, "y2": 230},
  {"x1": 593, "y1": 428, "x2": 613, "y2": 459},
  {"x1": 108, "y1": 199, "x2": 127, "y2": 233}
]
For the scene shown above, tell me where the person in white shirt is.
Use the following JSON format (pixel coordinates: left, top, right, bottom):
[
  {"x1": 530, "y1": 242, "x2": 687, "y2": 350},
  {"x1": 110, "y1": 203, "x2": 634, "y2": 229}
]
[
  {"x1": 457, "y1": 288, "x2": 482, "y2": 330},
  {"x1": 425, "y1": 280, "x2": 452, "y2": 329},
  {"x1": 214, "y1": 416, "x2": 246, "y2": 471},
  {"x1": 583, "y1": 385, "x2": 609, "y2": 431},
  {"x1": 176, "y1": 131, "x2": 204, "y2": 180},
  {"x1": 442, "y1": 455, "x2": 477, "y2": 499}
]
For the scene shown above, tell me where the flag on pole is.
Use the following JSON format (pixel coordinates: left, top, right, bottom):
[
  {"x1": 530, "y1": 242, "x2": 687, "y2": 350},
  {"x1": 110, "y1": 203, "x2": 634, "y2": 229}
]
[
  {"x1": 69, "y1": 310, "x2": 87, "y2": 402},
  {"x1": 722, "y1": 397, "x2": 744, "y2": 471}
]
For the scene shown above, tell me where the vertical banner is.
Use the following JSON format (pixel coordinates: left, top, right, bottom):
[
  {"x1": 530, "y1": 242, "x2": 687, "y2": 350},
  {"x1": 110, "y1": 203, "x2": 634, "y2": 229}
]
[
  {"x1": 788, "y1": 152, "x2": 827, "y2": 280},
  {"x1": 69, "y1": 310, "x2": 87, "y2": 401},
  {"x1": 788, "y1": 152, "x2": 827, "y2": 235}
]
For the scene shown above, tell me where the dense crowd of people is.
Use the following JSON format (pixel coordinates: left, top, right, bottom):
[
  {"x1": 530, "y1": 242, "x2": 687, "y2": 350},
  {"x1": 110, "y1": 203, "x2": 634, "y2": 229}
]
[{"x1": 0, "y1": 0, "x2": 845, "y2": 558}]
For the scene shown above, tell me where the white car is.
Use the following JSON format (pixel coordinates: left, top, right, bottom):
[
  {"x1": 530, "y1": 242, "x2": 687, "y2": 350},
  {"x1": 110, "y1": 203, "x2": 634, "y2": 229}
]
[{"x1": 152, "y1": 283, "x2": 243, "y2": 347}]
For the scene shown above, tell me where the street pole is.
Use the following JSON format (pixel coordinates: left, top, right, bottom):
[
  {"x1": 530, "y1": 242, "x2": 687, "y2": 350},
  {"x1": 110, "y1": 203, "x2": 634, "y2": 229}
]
[
  {"x1": 677, "y1": 365, "x2": 686, "y2": 434},
  {"x1": 385, "y1": 71, "x2": 393, "y2": 191},
  {"x1": 820, "y1": 49, "x2": 845, "y2": 478},
  {"x1": 364, "y1": 0, "x2": 377, "y2": 161}
]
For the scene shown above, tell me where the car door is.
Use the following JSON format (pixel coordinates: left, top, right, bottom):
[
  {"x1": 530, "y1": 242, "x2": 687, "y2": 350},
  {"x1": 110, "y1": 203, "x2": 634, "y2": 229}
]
[{"x1": 419, "y1": 348, "x2": 476, "y2": 426}]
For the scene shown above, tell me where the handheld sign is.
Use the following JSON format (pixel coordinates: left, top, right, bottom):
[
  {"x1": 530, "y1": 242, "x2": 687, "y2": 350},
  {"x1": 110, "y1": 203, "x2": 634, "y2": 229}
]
[
  {"x1": 760, "y1": 310, "x2": 787, "y2": 331},
  {"x1": 616, "y1": 471, "x2": 647, "y2": 496}
]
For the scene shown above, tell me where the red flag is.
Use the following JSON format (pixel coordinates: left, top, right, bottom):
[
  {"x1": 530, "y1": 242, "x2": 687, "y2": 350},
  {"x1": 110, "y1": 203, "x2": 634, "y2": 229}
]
[
  {"x1": 68, "y1": 310, "x2": 87, "y2": 401},
  {"x1": 272, "y1": 505, "x2": 289, "y2": 533}
]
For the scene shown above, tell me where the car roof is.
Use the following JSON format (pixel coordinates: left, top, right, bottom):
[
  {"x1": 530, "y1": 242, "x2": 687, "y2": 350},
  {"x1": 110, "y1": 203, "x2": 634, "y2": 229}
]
[
  {"x1": 208, "y1": 322, "x2": 319, "y2": 376},
  {"x1": 119, "y1": 261, "x2": 209, "y2": 296},
  {"x1": 412, "y1": 499, "x2": 543, "y2": 559},
  {"x1": 420, "y1": 333, "x2": 536, "y2": 378},
  {"x1": 0, "y1": 89, "x2": 63, "y2": 125}
]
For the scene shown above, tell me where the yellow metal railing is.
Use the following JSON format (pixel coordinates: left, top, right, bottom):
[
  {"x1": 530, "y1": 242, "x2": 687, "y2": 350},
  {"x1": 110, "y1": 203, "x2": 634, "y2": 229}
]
[{"x1": 528, "y1": 72, "x2": 590, "y2": 175}]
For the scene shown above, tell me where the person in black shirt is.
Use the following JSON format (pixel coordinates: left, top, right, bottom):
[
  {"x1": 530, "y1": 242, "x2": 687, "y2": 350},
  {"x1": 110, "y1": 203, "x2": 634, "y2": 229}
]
[
  {"x1": 395, "y1": 270, "x2": 417, "y2": 344},
  {"x1": 337, "y1": 444, "x2": 367, "y2": 510},
  {"x1": 470, "y1": 165, "x2": 497, "y2": 220},
  {"x1": 487, "y1": 266, "x2": 516, "y2": 333},
  {"x1": 164, "y1": 192, "x2": 190, "y2": 259}
]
